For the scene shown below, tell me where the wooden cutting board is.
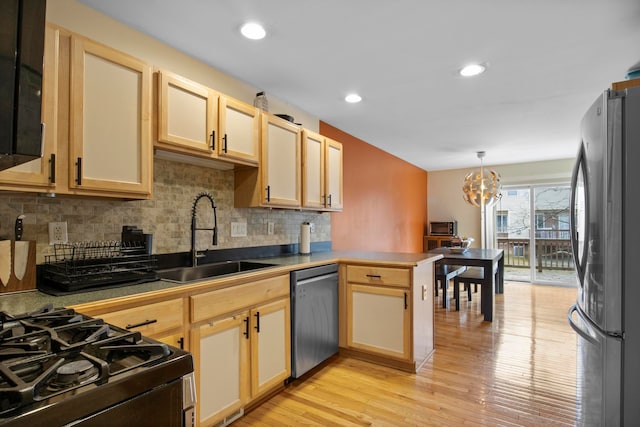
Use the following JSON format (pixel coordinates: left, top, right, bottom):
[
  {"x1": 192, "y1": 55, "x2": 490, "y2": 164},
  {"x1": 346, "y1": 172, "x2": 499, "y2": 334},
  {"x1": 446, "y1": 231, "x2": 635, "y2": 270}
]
[{"x1": 0, "y1": 240, "x2": 36, "y2": 293}]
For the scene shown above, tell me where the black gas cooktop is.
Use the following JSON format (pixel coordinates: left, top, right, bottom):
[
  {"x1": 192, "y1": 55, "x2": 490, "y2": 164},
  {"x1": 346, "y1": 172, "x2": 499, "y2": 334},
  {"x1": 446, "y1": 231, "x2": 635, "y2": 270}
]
[{"x1": 0, "y1": 304, "x2": 194, "y2": 427}]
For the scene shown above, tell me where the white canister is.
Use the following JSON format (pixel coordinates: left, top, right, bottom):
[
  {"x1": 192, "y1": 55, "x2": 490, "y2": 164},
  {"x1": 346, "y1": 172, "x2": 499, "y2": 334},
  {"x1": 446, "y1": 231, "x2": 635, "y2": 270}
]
[{"x1": 300, "y1": 222, "x2": 311, "y2": 254}]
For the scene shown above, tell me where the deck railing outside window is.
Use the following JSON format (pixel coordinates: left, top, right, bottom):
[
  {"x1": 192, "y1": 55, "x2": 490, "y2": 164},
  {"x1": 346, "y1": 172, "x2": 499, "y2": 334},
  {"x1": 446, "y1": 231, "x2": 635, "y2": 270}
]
[{"x1": 497, "y1": 235, "x2": 573, "y2": 272}]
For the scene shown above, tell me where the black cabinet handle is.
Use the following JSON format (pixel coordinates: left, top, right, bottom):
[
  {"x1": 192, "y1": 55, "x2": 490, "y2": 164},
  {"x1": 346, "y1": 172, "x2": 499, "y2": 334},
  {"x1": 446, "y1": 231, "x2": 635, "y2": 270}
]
[
  {"x1": 366, "y1": 274, "x2": 382, "y2": 279},
  {"x1": 125, "y1": 319, "x2": 157, "y2": 329},
  {"x1": 322, "y1": 194, "x2": 326, "y2": 207},
  {"x1": 328, "y1": 194, "x2": 332, "y2": 207},
  {"x1": 75, "y1": 157, "x2": 82, "y2": 185},
  {"x1": 49, "y1": 153, "x2": 56, "y2": 183},
  {"x1": 254, "y1": 311, "x2": 260, "y2": 333},
  {"x1": 266, "y1": 185, "x2": 271, "y2": 202},
  {"x1": 222, "y1": 134, "x2": 228, "y2": 153},
  {"x1": 243, "y1": 316, "x2": 250, "y2": 339},
  {"x1": 404, "y1": 293, "x2": 408, "y2": 310},
  {"x1": 177, "y1": 337, "x2": 184, "y2": 350},
  {"x1": 210, "y1": 130, "x2": 215, "y2": 150}
]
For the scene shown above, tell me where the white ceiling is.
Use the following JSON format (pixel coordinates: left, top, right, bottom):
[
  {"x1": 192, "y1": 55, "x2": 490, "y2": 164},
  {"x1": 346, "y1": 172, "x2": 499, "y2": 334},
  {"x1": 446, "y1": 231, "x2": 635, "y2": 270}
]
[{"x1": 78, "y1": 0, "x2": 640, "y2": 171}]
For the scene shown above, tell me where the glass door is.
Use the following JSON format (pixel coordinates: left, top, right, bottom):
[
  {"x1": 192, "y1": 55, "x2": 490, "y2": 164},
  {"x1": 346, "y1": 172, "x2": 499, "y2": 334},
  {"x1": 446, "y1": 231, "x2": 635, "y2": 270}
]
[
  {"x1": 495, "y1": 187, "x2": 531, "y2": 282},
  {"x1": 496, "y1": 184, "x2": 576, "y2": 285},
  {"x1": 532, "y1": 185, "x2": 573, "y2": 285}
]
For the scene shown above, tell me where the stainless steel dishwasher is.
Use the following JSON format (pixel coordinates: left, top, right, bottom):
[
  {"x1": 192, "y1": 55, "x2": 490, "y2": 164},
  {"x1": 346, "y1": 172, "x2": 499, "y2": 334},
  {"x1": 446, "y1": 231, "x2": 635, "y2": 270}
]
[{"x1": 290, "y1": 263, "x2": 339, "y2": 379}]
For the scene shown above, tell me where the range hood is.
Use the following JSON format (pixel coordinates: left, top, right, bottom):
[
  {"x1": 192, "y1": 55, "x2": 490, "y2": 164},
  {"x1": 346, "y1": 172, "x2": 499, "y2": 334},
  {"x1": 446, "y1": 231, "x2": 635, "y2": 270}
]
[{"x1": 0, "y1": 0, "x2": 46, "y2": 171}]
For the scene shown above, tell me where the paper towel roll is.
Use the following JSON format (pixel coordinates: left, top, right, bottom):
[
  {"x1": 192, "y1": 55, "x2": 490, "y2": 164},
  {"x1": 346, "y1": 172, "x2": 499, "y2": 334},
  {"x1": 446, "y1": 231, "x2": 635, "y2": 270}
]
[{"x1": 300, "y1": 223, "x2": 311, "y2": 254}]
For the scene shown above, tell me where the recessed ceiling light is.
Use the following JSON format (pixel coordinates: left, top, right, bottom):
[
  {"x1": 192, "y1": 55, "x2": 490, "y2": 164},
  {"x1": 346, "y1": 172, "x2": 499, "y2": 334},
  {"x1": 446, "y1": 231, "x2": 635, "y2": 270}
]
[
  {"x1": 345, "y1": 93, "x2": 362, "y2": 103},
  {"x1": 459, "y1": 63, "x2": 486, "y2": 77},
  {"x1": 240, "y1": 22, "x2": 266, "y2": 40}
]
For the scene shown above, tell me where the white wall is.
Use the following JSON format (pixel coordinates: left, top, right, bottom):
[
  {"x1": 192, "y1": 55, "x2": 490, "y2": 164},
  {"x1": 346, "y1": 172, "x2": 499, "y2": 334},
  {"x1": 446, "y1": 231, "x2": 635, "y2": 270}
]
[
  {"x1": 427, "y1": 158, "x2": 575, "y2": 248},
  {"x1": 46, "y1": 0, "x2": 319, "y2": 131}
]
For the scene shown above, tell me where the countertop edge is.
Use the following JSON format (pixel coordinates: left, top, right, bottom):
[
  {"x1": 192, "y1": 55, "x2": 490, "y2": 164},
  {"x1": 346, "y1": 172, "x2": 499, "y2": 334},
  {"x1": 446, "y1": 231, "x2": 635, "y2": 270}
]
[{"x1": 1, "y1": 251, "x2": 441, "y2": 313}]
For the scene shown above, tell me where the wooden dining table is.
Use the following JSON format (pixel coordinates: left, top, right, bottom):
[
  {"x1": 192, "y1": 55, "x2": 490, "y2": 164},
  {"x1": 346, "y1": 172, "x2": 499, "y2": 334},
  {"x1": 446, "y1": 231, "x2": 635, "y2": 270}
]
[{"x1": 427, "y1": 247, "x2": 504, "y2": 321}]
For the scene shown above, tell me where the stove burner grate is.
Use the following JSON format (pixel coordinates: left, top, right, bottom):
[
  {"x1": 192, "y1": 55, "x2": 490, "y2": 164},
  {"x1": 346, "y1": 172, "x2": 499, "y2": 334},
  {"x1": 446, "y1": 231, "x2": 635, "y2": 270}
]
[{"x1": 47, "y1": 359, "x2": 100, "y2": 391}]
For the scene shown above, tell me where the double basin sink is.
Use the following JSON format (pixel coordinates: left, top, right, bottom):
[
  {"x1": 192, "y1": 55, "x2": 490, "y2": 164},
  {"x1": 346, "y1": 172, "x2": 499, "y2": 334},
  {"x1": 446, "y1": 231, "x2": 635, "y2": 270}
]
[{"x1": 157, "y1": 260, "x2": 278, "y2": 284}]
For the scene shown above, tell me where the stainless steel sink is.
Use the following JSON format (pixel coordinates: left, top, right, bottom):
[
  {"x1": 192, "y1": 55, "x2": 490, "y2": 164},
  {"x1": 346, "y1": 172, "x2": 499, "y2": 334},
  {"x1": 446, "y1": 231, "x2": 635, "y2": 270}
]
[{"x1": 157, "y1": 261, "x2": 277, "y2": 283}]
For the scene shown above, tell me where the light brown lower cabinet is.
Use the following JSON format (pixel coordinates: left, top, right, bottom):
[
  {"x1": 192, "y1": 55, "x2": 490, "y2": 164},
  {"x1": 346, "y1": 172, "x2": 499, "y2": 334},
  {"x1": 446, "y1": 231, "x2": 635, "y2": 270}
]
[
  {"x1": 342, "y1": 262, "x2": 434, "y2": 373},
  {"x1": 190, "y1": 275, "x2": 291, "y2": 427},
  {"x1": 77, "y1": 297, "x2": 187, "y2": 349},
  {"x1": 192, "y1": 313, "x2": 248, "y2": 426},
  {"x1": 347, "y1": 283, "x2": 411, "y2": 360}
]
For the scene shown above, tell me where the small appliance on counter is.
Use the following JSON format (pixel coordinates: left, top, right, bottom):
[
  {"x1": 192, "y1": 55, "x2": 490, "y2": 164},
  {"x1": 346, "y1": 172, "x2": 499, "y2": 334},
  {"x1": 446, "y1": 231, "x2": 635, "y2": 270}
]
[
  {"x1": 429, "y1": 220, "x2": 457, "y2": 236},
  {"x1": 39, "y1": 226, "x2": 157, "y2": 295},
  {"x1": 0, "y1": 304, "x2": 195, "y2": 426}
]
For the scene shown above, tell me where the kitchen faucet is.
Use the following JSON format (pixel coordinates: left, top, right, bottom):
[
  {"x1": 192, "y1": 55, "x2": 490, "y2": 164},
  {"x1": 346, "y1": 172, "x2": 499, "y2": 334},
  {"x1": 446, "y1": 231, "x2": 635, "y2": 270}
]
[{"x1": 191, "y1": 192, "x2": 218, "y2": 267}]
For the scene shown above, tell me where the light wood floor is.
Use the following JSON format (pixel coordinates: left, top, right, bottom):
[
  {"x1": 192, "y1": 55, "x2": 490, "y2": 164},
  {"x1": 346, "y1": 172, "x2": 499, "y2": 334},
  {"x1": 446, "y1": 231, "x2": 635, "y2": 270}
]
[{"x1": 235, "y1": 282, "x2": 578, "y2": 426}]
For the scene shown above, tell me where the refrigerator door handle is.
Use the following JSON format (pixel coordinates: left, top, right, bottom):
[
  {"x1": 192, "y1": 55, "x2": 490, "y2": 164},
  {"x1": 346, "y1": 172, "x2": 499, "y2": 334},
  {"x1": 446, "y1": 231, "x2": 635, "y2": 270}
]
[
  {"x1": 568, "y1": 304, "x2": 598, "y2": 345},
  {"x1": 569, "y1": 145, "x2": 588, "y2": 283}
]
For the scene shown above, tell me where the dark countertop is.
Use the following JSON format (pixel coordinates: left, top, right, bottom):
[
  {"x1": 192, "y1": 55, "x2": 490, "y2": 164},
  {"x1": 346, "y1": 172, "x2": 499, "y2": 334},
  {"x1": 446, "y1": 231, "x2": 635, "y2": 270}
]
[{"x1": 0, "y1": 250, "x2": 442, "y2": 314}]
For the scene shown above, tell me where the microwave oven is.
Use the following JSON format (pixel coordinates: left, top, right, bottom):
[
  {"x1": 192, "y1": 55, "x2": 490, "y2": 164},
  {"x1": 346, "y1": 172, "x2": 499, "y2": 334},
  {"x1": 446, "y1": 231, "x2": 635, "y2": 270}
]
[{"x1": 429, "y1": 221, "x2": 457, "y2": 236}]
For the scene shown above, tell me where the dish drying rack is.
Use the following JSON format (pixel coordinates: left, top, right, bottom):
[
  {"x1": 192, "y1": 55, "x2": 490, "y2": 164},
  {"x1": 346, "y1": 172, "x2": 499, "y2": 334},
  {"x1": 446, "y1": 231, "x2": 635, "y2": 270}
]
[{"x1": 42, "y1": 240, "x2": 158, "y2": 293}]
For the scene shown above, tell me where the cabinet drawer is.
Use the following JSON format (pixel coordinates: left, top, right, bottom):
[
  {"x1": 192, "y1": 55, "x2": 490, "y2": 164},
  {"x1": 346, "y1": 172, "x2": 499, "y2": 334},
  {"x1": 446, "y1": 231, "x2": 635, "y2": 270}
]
[
  {"x1": 191, "y1": 274, "x2": 289, "y2": 323},
  {"x1": 98, "y1": 298, "x2": 184, "y2": 338},
  {"x1": 346, "y1": 265, "x2": 410, "y2": 288}
]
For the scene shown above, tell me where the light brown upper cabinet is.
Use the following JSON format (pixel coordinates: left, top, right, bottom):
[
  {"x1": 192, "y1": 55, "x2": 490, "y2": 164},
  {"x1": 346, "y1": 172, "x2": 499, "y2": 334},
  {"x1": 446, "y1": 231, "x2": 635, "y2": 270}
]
[
  {"x1": 0, "y1": 24, "x2": 153, "y2": 199},
  {"x1": 69, "y1": 35, "x2": 153, "y2": 197},
  {"x1": 235, "y1": 113, "x2": 301, "y2": 208},
  {"x1": 156, "y1": 70, "x2": 218, "y2": 156},
  {"x1": 218, "y1": 95, "x2": 260, "y2": 165},
  {"x1": 301, "y1": 130, "x2": 343, "y2": 211},
  {"x1": 156, "y1": 70, "x2": 260, "y2": 167}
]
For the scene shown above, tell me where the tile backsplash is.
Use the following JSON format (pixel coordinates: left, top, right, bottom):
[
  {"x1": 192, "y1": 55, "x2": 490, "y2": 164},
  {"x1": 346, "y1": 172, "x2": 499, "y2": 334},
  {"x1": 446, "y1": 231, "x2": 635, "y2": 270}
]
[{"x1": 0, "y1": 158, "x2": 331, "y2": 263}]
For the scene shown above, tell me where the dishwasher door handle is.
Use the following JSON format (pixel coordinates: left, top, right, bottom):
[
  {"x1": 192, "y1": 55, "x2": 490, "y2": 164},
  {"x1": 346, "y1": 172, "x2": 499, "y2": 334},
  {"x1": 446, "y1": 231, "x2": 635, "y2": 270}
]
[{"x1": 295, "y1": 272, "x2": 338, "y2": 286}]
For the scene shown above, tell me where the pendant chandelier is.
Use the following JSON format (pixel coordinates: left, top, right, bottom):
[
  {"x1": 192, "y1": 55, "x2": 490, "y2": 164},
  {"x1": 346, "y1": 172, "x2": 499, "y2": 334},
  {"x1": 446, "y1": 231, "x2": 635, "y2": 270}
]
[{"x1": 462, "y1": 151, "x2": 502, "y2": 207}]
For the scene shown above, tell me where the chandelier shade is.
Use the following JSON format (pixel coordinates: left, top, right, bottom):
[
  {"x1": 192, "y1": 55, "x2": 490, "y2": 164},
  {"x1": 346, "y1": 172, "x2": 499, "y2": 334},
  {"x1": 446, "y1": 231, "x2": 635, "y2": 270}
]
[{"x1": 462, "y1": 151, "x2": 502, "y2": 207}]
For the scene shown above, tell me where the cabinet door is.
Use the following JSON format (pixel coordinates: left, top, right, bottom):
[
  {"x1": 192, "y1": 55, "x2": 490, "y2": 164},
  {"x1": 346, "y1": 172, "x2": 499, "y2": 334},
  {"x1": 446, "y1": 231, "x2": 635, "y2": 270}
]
[
  {"x1": 194, "y1": 314, "x2": 250, "y2": 427},
  {"x1": 347, "y1": 283, "x2": 411, "y2": 360},
  {"x1": 218, "y1": 95, "x2": 259, "y2": 165},
  {"x1": 324, "y1": 138, "x2": 343, "y2": 210},
  {"x1": 0, "y1": 24, "x2": 57, "y2": 190},
  {"x1": 250, "y1": 298, "x2": 291, "y2": 399},
  {"x1": 157, "y1": 70, "x2": 217, "y2": 156},
  {"x1": 261, "y1": 114, "x2": 301, "y2": 207},
  {"x1": 301, "y1": 129, "x2": 325, "y2": 209},
  {"x1": 155, "y1": 332, "x2": 186, "y2": 351},
  {"x1": 69, "y1": 36, "x2": 152, "y2": 197}
]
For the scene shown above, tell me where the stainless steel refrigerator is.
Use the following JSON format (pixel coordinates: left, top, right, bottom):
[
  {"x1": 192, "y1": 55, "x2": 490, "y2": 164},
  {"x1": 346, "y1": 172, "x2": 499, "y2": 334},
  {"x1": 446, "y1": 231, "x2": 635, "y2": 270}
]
[{"x1": 569, "y1": 86, "x2": 640, "y2": 426}]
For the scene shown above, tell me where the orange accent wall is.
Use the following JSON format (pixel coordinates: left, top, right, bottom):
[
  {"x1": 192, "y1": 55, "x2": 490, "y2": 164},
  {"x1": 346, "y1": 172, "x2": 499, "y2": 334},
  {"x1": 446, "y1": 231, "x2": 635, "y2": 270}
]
[{"x1": 320, "y1": 121, "x2": 428, "y2": 253}]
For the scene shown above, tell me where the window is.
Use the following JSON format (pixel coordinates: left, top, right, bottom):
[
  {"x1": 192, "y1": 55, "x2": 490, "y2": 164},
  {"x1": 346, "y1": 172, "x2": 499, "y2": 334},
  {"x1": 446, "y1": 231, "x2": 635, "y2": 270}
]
[
  {"x1": 496, "y1": 211, "x2": 508, "y2": 233},
  {"x1": 558, "y1": 213, "x2": 569, "y2": 230},
  {"x1": 535, "y1": 213, "x2": 549, "y2": 230}
]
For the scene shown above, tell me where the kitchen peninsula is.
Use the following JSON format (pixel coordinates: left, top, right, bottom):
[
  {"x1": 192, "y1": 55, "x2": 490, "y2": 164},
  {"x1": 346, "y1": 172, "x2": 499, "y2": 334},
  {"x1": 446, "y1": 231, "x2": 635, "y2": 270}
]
[{"x1": 0, "y1": 250, "x2": 441, "y2": 427}]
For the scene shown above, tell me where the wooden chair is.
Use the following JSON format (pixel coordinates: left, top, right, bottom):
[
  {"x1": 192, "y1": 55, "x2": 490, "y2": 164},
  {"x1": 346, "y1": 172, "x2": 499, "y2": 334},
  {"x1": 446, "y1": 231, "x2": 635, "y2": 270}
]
[{"x1": 435, "y1": 264, "x2": 467, "y2": 308}]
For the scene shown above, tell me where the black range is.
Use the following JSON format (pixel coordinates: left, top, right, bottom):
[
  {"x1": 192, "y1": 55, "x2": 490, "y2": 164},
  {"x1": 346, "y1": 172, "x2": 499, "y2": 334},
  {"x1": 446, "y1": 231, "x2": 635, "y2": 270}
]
[{"x1": 0, "y1": 304, "x2": 195, "y2": 427}]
